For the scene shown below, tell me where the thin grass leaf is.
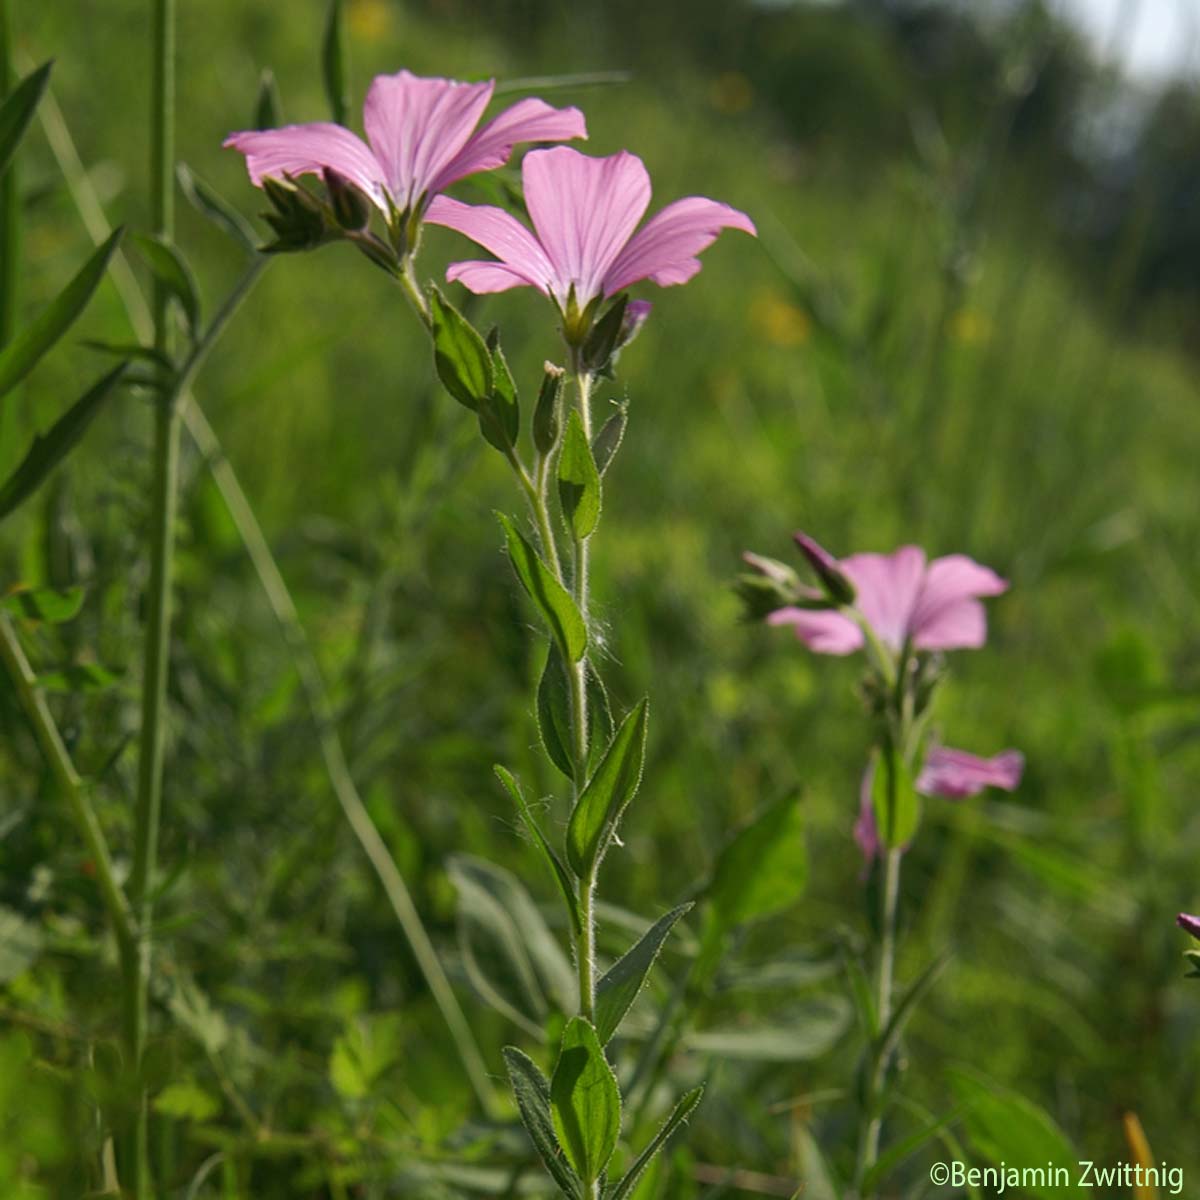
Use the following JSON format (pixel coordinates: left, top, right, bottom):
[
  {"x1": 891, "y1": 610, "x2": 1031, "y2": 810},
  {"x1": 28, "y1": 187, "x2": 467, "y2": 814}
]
[
  {"x1": 177, "y1": 163, "x2": 257, "y2": 253},
  {"x1": 607, "y1": 1085, "x2": 703, "y2": 1200},
  {"x1": 322, "y1": 0, "x2": 349, "y2": 125},
  {"x1": 0, "y1": 60, "x2": 52, "y2": 179},
  {"x1": 876, "y1": 951, "x2": 950, "y2": 1065},
  {"x1": 254, "y1": 68, "x2": 282, "y2": 129},
  {"x1": 0, "y1": 228, "x2": 123, "y2": 400},
  {"x1": 0, "y1": 364, "x2": 126, "y2": 520}
]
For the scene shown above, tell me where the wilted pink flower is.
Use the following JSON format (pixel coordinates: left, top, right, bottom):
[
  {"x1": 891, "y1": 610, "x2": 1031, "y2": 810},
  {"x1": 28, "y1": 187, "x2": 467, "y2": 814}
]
[
  {"x1": 856, "y1": 745, "x2": 1023, "y2": 867},
  {"x1": 224, "y1": 70, "x2": 586, "y2": 222},
  {"x1": 424, "y1": 147, "x2": 755, "y2": 325},
  {"x1": 768, "y1": 536, "x2": 1008, "y2": 656},
  {"x1": 1179, "y1": 913, "x2": 1200, "y2": 940}
]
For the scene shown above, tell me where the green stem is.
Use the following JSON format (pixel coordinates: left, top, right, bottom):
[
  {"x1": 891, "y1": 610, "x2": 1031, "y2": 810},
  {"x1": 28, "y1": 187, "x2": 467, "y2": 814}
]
[
  {"x1": 127, "y1": 2, "x2": 174, "y2": 1192},
  {"x1": 399, "y1": 254, "x2": 431, "y2": 329},
  {"x1": 0, "y1": 614, "x2": 137, "y2": 958},
  {"x1": 31, "y1": 95, "x2": 499, "y2": 1121},
  {"x1": 1, "y1": 0, "x2": 18, "y2": 459}
]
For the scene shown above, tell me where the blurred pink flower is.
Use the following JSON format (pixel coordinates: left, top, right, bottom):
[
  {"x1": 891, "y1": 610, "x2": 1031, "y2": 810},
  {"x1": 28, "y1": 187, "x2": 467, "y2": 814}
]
[
  {"x1": 856, "y1": 746, "x2": 1023, "y2": 867},
  {"x1": 768, "y1": 535, "x2": 1008, "y2": 655},
  {"x1": 224, "y1": 70, "x2": 586, "y2": 220},
  {"x1": 1179, "y1": 913, "x2": 1200, "y2": 940},
  {"x1": 424, "y1": 147, "x2": 756, "y2": 312}
]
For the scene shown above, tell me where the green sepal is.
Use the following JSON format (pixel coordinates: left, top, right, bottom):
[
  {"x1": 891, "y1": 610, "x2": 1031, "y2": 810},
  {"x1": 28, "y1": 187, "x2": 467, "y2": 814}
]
[
  {"x1": 871, "y1": 743, "x2": 921, "y2": 850},
  {"x1": 566, "y1": 699, "x2": 649, "y2": 877},
  {"x1": 558, "y1": 409, "x2": 602, "y2": 539},
  {"x1": 430, "y1": 286, "x2": 493, "y2": 412},
  {"x1": 581, "y1": 293, "x2": 627, "y2": 375},
  {"x1": 594, "y1": 903, "x2": 691, "y2": 1044},
  {"x1": 550, "y1": 1018, "x2": 621, "y2": 1187},
  {"x1": 498, "y1": 513, "x2": 587, "y2": 663}
]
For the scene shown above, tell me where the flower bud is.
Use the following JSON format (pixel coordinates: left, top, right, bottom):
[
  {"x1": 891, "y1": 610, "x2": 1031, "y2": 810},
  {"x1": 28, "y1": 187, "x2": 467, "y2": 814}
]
[
  {"x1": 533, "y1": 362, "x2": 564, "y2": 455},
  {"x1": 737, "y1": 551, "x2": 805, "y2": 621},
  {"x1": 323, "y1": 168, "x2": 370, "y2": 232},
  {"x1": 794, "y1": 532, "x2": 856, "y2": 606},
  {"x1": 1179, "y1": 913, "x2": 1200, "y2": 940},
  {"x1": 261, "y1": 176, "x2": 329, "y2": 251}
]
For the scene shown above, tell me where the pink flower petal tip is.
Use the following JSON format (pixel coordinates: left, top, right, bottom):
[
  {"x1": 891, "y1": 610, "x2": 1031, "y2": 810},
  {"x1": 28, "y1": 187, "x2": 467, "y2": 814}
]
[
  {"x1": 1179, "y1": 913, "x2": 1200, "y2": 940},
  {"x1": 916, "y1": 746, "x2": 1024, "y2": 799}
]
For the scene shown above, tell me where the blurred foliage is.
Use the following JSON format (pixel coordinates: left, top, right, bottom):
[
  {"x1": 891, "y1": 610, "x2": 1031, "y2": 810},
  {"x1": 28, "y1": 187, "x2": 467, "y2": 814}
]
[{"x1": 1, "y1": 0, "x2": 1199, "y2": 1196}]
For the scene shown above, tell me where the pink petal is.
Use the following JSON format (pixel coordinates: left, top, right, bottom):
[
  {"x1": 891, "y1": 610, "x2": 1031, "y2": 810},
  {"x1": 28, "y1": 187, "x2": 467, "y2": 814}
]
[
  {"x1": 840, "y1": 547, "x2": 926, "y2": 651},
  {"x1": 445, "y1": 261, "x2": 542, "y2": 294},
  {"x1": 523, "y1": 148, "x2": 652, "y2": 304},
  {"x1": 223, "y1": 124, "x2": 388, "y2": 210},
  {"x1": 425, "y1": 195, "x2": 554, "y2": 294},
  {"x1": 766, "y1": 606, "x2": 863, "y2": 655},
  {"x1": 909, "y1": 554, "x2": 1007, "y2": 651},
  {"x1": 1179, "y1": 913, "x2": 1200, "y2": 939},
  {"x1": 363, "y1": 71, "x2": 493, "y2": 208},
  {"x1": 603, "y1": 196, "x2": 756, "y2": 295},
  {"x1": 431, "y1": 97, "x2": 587, "y2": 194},
  {"x1": 915, "y1": 746, "x2": 1024, "y2": 799}
]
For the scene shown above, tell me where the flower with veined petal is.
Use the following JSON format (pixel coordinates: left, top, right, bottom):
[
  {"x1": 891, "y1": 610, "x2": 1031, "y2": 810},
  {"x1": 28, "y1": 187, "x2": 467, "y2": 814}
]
[
  {"x1": 768, "y1": 534, "x2": 1008, "y2": 656},
  {"x1": 425, "y1": 146, "x2": 756, "y2": 340},
  {"x1": 224, "y1": 69, "x2": 586, "y2": 233}
]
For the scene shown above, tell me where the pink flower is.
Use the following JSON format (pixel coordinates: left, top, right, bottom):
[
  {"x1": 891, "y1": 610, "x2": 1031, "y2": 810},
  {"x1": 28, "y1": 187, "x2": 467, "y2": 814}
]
[
  {"x1": 424, "y1": 147, "x2": 756, "y2": 319},
  {"x1": 1179, "y1": 913, "x2": 1200, "y2": 940},
  {"x1": 856, "y1": 746, "x2": 1023, "y2": 866},
  {"x1": 224, "y1": 70, "x2": 586, "y2": 222},
  {"x1": 768, "y1": 535, "x2": 1008, "y2": 656}
]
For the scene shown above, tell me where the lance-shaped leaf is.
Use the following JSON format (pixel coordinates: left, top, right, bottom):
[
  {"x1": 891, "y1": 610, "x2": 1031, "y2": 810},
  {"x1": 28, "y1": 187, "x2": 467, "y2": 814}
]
[
  {"x1": 595, "y1": 903, "x2": 691, "y2": 1044},
  {"x1": 592, "y1": 404, "x2": 627, "y2": 477},
  {"x1": 135, "y1": 233, "x2": 201, "y2": 341},
  {"x1": 498, "y1": 513, "x2": 587, "y2": 662},
  {"x1": 607, "y1": 1085, "x2": 704, "y2": 1200},
  {"x1": 566, "y1": 699, "x2": 649, "y2": 877},
  {"x1": 0, "y1": 60, "x2": 52, "y2": 179},
  {"x1": 871, "y1": 744, "x2": 920, "y2": 850},
  {"x1": 550, "y1": 1018, "x2": 621, "y2": 1187},
  {"x1": 538, "y1": 645, "x2": 613, "y2": 781},
  {"x1": 254, "y1": 68, "x2": 283, "y2": 129},
  {"x1": 478, "y1": 329, "x2": 519, "y2": 452},
  {"x1": 0, "y1": 365, "x2": 127, "y2": 521},
  {"x1": 707, "y1": 792, "x2": 806, "y2": 935},
  {"x1": 431, "y1": 287, "x2": 493, "y2": 411},
  {"x1": 876, "y1": 950, "x2": 950, "y2": 1066},
  {"x1": 177, "y1": 163, "x2": 257, "y2": 253},
  {"x1": 502, "y1": 1047, "x2": 583, "y2": 1199},
  {"x1": 495, "y1": 765, "x2": 580, "y2": 937},
  {"x1": 0, "y1": 228, "x2": 123, "y2": 400},
  {"x1": 321, "y1": 0, "x2": 349, "y2": 125},
  {"x1": 558, "y1": 409, "x2": 601, "y2": 539},
  {"x1": 1, "y1": 586, "x2": 85, "y2": 624}
]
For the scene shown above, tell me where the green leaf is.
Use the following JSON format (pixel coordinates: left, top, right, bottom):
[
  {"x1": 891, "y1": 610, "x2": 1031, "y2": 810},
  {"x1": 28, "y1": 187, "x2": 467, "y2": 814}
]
[
  {"x1": 0, "y1": 906, "x2": 43, "y2": 984},
  {"x1": 134, "y1": 233, "x2": 201, "y2": 341},
  {"x1": 254, "y1": 68, "x2": 282, "y2": 129},
  {"x1": 37, "y1": 662, "x2": 120, "y2": 692},
  {"x1": 329, "y1": 1013, "x2": 402, "y2": 1100},
  {"x1": 608, "y1": 1086, "x2": 704, "y2": 1200},
  {"x1": 494, "y1": 765, "x2": 581, "y2": 937},
  {"x1": 684, "y1": 999, "x2": 850, "y2": 1062},
  {"x1": 595, "y1": 903, "x2": 691, "y2": 1044},
  {"x1": 153, "y1": 1081, "x2": 220, "y2": 1122},
  {"x1": 550, "y1": 1017, "x2": 621, "y2": 1187},
  {"x1": 1, "y1": 586, "x2": 85, "y2": 624},
  {"x1": 876, "y1": 950, "x2": 950, "y2": 1064},
  {"x1": 0, "y1": 60, "x2": 52, "y2": 180},
  {"x1": 948, "y1": 1066, "x2": 1076, "y2": 1199},
  {"x1": 566, "y1": 699, "x2": 649, "y2": 877},
  {"x1": 871, "y1": 744, "x2": 920, "y2": 850},
  {"x1": 449, "y1": 854, "x2": 575, "y2": 1031},
  {"x1": 558, "y1": 409, "x2": 602, "y2": 539},
  {"x1": 498, "y1": 512, "x2": 587, "y2": 662},
  {"x1": 592, "y1": 404, "x2": 627, "y2": 477},
  {"x1": 478, "y1": 331, "x2": 519, "y2": 452},
  {"x1": 81, "y1": 339, "x2": 172, "y2": 369},
  {"x1": 321, "y1": 0, "x2": 349, "y2": 125},
  {"x1": 537, "y1": 645, "x2": 613, "y2": 781},
  {"x1": 861, "y1": 1106, "x2": 963, "y2": 1195},
  {"x1": 0, "y1": 365, "x2": 127, "y2": 521},
  {"x1": 1186, "y1": 948, "x2": 1200, "y2": 979},
  {"x1": 177, "y1": 163, "x2": 258, "y2": 254},
  {"x1": 707, "y1": 792, "x2": 806, "y2": 933},
  {"x1": 430, "y1": 287, "x2": 493, "y2": 411},
  {"x1": 502, "y1": 1047, "x2": 583, "y2": 1199},
  {"x1": 0, "y1": 228, "x2": 123, "y2": 401}
]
